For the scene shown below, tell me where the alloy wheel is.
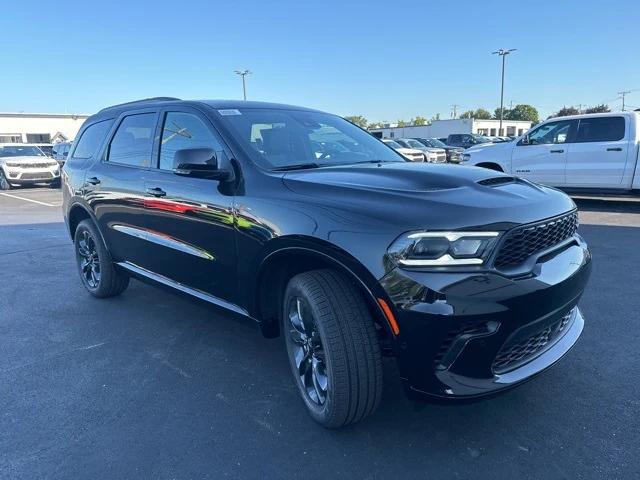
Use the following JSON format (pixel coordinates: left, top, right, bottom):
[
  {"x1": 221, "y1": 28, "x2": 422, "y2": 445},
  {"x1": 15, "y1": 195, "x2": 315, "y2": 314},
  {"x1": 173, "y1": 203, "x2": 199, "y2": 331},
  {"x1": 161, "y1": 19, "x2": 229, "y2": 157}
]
[
  {"x1": 286, "y1": 297, "x2": 328, "y2": 405},
  {"x1": 77, "y1": 230, "x2": 101, "y2": 289}
]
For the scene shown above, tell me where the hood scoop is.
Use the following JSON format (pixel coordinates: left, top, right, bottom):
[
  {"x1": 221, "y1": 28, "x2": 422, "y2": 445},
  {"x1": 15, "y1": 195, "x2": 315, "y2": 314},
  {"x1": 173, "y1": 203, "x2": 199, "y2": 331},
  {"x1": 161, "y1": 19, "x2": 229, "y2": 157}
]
[{"x1": 477, "y1": 176, "x2": 517, "y2": 187}]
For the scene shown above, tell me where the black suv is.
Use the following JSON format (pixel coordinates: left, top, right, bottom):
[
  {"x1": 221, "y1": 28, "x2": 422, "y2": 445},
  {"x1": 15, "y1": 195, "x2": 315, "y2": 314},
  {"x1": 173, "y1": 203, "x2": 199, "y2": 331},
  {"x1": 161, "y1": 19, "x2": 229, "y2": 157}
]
[
  {"x1": 447, "y1": 133, "x2": 493, "y2": 149},
  {"x1": 63, "y1": 98, "x2": 591, "y2": 428}
]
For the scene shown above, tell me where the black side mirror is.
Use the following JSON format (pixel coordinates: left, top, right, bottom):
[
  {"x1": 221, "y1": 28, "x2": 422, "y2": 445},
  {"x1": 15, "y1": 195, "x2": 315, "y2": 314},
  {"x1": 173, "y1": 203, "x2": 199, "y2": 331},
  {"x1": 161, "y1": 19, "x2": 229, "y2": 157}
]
[
  {"x1": 520, "y1": 135, "x2": 530, "y2": 146},
  {"x1": 173, "y1": 147, "x2": 230, "y2": 181}
]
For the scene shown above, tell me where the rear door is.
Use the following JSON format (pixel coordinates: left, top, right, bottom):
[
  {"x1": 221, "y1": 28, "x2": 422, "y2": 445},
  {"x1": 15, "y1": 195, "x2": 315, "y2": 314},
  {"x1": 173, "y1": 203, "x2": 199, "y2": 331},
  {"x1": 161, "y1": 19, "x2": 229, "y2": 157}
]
[
  {"x1": 139, "y1": 108, "x2": 238, "y2": 302},
  {"x1": 565, "y1": 116, "x2": 629, "y2": 187},
  {"x1": 511, "y1": 119, "x2": 577, "y2": 186}
]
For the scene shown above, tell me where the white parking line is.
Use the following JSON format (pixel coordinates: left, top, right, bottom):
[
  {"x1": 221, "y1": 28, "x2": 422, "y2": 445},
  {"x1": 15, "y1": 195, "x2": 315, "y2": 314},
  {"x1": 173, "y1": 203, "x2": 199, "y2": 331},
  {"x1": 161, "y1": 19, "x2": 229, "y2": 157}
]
[{"x1": 0, "y1": 192, "x2": 58, "y2": 207}]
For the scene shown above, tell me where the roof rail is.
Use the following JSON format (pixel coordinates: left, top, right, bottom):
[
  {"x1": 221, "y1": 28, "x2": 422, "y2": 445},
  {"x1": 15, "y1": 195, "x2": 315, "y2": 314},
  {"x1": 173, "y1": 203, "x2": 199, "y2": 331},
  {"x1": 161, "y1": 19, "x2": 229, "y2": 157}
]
[{"x1": 98, "y1": 97, "x2": 181, "y2": 113}]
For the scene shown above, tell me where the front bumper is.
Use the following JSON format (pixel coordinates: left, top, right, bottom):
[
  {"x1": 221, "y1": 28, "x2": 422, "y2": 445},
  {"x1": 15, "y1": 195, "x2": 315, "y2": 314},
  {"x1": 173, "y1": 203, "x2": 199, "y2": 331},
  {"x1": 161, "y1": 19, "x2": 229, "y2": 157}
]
[
  {"x1": 379, "y1": 235, "x2": 591, "y2": 400},
  {"x1": 3, "y1": 166, "x2": 60, "y2": 184}
]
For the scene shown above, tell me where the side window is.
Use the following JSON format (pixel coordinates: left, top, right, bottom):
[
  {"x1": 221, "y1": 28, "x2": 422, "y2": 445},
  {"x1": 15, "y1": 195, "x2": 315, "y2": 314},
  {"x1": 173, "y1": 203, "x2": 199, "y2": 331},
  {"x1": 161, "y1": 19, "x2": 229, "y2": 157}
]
[
  {"x1": 450, "y1": 135, "x2": 460, "y2": 143},
  {"x1": 63, "y1": 144, "x2": 70, "y2": 155},
  {"x1": 575, "y1": 117, "x2": 625, "y2": 143},
  {"x1": 52, "y1": 144, "x2": 60, "y2": 155},
  {"x1": 159, "y1": 112, "x2": 223, "y2": 170},
  {"x1": 107, "y1": 113, "x2": 156, "y2": 167},
  {"x1": 71, "y1": 120, "x2": 114, "y2": 159},
  {"x1": 526, "y1": 120, "x2": 574, "y2": 145}
]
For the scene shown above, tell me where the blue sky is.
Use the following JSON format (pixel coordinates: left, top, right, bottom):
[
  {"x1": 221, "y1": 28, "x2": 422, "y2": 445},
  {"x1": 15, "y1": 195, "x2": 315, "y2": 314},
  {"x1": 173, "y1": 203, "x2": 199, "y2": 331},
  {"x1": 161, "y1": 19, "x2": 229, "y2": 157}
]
[{"x1": 5, "y1": 0, "x2": 640, "y2": 120}]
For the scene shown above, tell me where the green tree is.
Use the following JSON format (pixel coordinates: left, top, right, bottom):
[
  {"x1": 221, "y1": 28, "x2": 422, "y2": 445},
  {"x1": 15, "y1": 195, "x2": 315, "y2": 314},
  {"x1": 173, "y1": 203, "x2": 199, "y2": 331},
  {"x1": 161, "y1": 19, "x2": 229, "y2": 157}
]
[
  {"x1": 368, "y1": 121, "x2": 383, "y2": 129},
  {"x1": 506, "y1": 104, "x2": 539, "y2": 123},
  {"x1": 460, "y1": 110, "x2": 474, "y2": 119},
  {"x1": 396, "y1": 119, "x2": 408, "y2": 127},
  {"x1": 411, "y1": 116, "x2": 428, "y2": 126},
  {"x1": 344, "y1": 115, "x2": 368, "y2": 128},
  {"x1": 429, "y1": 113, "x2": 441, "y2": 123},
  {"x1": 493, "y1": 107, "x2": 511, "y2": 120},
  {"x1": 554, "y1": 106, "x2": 580, "y2": 117},
  {"x1": 584, "y1": 104, "x2": 611, "y2": 114},
  {"x1": 473, "y1": 108, "x2": 492, "y2": 120}
]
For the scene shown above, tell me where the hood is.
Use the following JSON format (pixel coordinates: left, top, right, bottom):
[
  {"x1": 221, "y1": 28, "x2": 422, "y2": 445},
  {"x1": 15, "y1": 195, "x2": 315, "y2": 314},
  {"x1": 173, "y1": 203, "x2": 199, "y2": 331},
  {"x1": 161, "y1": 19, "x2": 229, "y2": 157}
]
[
  {"x1": 0, "y1": 155, "x2": 53, "y2": 165},
  {"x1": 396, "y1": 147, "x2": 424, "y2": 155},
  {"x1": 281, "y1": 162, "x2": 575, "y2": 230},
  {"x1": 467, "y1": 141, "x2": 512, "y2": 152}
]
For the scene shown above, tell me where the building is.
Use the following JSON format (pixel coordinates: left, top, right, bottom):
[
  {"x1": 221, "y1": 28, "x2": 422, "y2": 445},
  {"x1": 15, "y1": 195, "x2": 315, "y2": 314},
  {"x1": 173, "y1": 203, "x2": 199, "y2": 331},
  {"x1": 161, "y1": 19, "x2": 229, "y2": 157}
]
[
  {"x1": 369, "y1": 118, "x2": 532, "y2": 139},
  {"x1": 0, "y1": 112, "x2": 90, "y2": 144}
]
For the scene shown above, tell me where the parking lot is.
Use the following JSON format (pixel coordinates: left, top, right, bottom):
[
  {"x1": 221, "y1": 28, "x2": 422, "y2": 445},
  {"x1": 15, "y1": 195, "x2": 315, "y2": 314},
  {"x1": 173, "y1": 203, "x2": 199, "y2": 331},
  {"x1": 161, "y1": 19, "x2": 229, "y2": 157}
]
[{"x1": 1, "y1": 187, "x2": 639, "y2": 479}]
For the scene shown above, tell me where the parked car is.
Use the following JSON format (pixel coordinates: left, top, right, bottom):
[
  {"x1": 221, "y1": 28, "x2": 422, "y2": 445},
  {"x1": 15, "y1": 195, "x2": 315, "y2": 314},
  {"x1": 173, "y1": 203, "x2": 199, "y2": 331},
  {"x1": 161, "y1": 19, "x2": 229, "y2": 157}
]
[
  {"x1": 63, "y1": 97, "x2": 591, "y2": 428},
  {"x1": 447, "y1": 133, "x2": 493, "y2": 149},
  {"x1": 36, "y1": 144, "x2": 54, "y2": 156},
  {"x1": 52, "y1": 141, "x2": 73, "y2": 166},
  {"x1": 437, "y1": 137, "x2": 448, "y2": 144},
  {"x1": 382, "y1": 138, "x2": 425, "y2": 161},
  {"x1": 413, "y1": 138, "x2": 464, "y2": 163},
  {"x1": 0, "y1": 144, "x2": 61, "y2": 190},
  {"x1": 461, "y1": 112, "x2": 640, "y2": 192},
  {"x1": 396, "y1": 138, "x2": 446, "y2": 163}
]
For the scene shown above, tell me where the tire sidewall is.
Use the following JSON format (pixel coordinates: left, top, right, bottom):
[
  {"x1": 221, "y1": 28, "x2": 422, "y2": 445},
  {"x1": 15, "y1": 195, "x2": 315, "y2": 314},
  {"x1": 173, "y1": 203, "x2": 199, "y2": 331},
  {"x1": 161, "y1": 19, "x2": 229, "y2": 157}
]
[
  {"x1": 283, "y1": 279, "x2": 337, "y2": 425},
  {"x1": 0, "y1": 170, "x2": 11, "y2": 190}
]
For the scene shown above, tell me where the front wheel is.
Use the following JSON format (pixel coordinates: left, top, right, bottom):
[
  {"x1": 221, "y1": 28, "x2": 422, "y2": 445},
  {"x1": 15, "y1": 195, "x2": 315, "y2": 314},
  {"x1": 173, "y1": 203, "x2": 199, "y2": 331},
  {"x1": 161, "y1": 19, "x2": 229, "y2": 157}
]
[
  {"x1": 283, "y1": 269, "x2": 383, "y2": 428},
  {"x1": 0, "y1": 170, "x2": 12, "y2": 190}
]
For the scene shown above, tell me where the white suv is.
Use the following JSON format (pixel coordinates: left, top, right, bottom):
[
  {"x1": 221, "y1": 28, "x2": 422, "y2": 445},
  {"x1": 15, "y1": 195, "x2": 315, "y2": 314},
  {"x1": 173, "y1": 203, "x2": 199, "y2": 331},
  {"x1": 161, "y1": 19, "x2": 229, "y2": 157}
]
[{"x1": 0, "y1": 144, "x2": 61, "y2": 190}]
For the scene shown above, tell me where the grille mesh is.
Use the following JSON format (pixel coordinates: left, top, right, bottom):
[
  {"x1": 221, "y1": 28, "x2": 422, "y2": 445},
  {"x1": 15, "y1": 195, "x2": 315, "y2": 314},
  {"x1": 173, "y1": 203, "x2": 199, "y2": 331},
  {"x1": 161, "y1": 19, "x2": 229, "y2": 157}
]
[
  {"x1": 20, "y1": 172, "x2": 53, "y2": 180},
  {"x1": 494, "y1": 211, "x2": 578, "y2": 269},
  {"x1": 493, "y1": 310, "x2": 573, "y2": 373}
]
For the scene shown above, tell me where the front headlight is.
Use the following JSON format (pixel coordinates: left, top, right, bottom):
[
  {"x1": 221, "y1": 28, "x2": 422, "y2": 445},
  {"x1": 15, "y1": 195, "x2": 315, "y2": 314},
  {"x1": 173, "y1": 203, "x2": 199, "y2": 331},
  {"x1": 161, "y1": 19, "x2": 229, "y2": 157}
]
[
  {"x1": 387, "y1": 231, "x2": 501, "y2": 267},
  {"x1": 461, "y1": 154, "x2": 471, "y2": 162}
]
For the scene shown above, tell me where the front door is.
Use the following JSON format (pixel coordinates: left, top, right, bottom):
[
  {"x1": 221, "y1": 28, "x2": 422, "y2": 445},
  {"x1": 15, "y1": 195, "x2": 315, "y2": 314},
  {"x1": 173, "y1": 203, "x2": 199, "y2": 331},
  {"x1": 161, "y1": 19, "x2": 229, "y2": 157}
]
[
  {"x1": 139, "y1": 109, "x2": 238, "y2": 303},
  {"x1": 511, "y1": 119, "x2": 576, "y2": 186},
  {"x1": 565, "y1": 116, "x2": 629, "y2": 187}
]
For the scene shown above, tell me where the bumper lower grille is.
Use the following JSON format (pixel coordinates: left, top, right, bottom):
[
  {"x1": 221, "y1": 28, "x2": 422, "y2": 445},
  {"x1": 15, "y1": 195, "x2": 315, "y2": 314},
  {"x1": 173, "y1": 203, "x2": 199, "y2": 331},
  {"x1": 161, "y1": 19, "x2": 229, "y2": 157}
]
[
  {"x1": 493, "y1": 310, "x2": 574, "y2": 373},
  {"x1": 494, "y1": 211, "x2": 578, "y2": 269},
  {"x1": 20, "y1": 172, "x2": 54, "y2": 180}
]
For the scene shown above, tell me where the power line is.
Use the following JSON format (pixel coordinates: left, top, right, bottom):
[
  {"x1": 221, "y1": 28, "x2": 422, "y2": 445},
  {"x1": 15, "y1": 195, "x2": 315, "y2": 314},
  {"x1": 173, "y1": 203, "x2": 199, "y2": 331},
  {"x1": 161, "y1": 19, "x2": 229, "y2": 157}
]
[
  {"x1": 450, "y1": 104, "x2": 460, "y2": 118},
  {"x1": 618, "y1": 90, "x2": 632, "y2": 111}
]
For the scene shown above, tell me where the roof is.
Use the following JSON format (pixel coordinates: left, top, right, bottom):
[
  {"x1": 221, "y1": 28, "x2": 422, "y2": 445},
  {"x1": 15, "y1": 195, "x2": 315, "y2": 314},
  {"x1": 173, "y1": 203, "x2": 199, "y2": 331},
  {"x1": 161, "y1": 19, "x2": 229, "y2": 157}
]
[
  {"x1": 0, "y1": 112, "x2": 89, "y2": 119},
  {"x1": 545, "y1": 111, "x2": 639, "y2": 121}
]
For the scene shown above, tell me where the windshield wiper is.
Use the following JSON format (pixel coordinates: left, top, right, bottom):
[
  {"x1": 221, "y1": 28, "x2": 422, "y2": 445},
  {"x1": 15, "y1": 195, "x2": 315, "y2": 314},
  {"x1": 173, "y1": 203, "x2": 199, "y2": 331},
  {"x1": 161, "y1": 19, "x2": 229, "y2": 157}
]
[{"x1": 272, "y1": 163, "x2": 320, "y2": 171}]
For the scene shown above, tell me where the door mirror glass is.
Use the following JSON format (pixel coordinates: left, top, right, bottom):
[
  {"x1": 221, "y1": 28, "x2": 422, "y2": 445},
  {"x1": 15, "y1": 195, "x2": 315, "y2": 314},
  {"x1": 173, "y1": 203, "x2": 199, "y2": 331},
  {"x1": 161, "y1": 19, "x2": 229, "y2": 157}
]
[
  {"x1": 521, "y1": 135, "x2": 530, "y2": 145},
  {"x1": 173, "y1": 147, "x2": 229, "y2": 180}
]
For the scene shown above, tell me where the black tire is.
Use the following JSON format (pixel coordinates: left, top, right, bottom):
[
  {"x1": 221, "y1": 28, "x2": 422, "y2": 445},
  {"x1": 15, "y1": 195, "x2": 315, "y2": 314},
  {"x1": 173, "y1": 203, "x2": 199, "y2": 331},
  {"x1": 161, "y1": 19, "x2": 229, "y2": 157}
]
[
  {"x1": 74, "y1": 219, "x2": 129, "y2": 298},
  {"x1": 49, "y1": 178, "x2": 61, "y2": 189},
  {"x1": 283, "y1": 269, "x2": 383, "y2": 428},
  {"x1": 0, "y1": 170, "x2": 12, "y2": 190}
]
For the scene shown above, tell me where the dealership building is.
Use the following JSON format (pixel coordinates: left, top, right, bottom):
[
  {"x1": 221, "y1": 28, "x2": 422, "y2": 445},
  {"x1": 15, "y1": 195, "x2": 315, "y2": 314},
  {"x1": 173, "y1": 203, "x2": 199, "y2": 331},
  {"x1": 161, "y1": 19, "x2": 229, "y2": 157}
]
[
  {"x1": 369, "y1": 118, "x2": 533, "y2": 139},
  {"x1": 0, "y1": 112, "x2": 90, "y2": 145}
]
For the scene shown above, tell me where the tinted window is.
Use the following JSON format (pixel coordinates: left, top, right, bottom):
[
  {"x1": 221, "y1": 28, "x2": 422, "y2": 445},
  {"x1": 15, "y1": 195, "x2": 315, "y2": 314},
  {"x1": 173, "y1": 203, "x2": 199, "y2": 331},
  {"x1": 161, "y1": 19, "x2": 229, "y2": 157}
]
[
  {"x1": 526, "y1": 120, "x2": 574, "y2": 145},
  {"x1": 221, "y1": 109, "x2": 402, "y2": 169},
  {"x1": 108, "y1": 113, "x2": 156, "y2": 167},
  {"x1": 449, "y1": 135, "x2": 461, "y2": 142},
  {"x1": 159, "y1": 112, "x2": 222, "y2": 170},
  {"x1": 0, "y1": 146, "x2": 45, "y2": 157},
  {"x1": 575, "y1": 117, "x2": 625, "y2": 143},
  {"x1": 72, "y1": 120, "x2": 113, "y2": 159}
]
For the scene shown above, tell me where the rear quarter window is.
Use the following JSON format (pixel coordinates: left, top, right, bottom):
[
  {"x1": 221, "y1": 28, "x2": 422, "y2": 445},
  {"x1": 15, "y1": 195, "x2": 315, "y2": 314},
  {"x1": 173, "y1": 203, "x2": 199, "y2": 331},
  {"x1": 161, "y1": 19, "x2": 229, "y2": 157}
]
[
  {"x1": 575, "y1": 116, "x2": 625, "y2": 143},
  {"x1": 72, "y1": 120, "x2": 114, "y2": 159}
]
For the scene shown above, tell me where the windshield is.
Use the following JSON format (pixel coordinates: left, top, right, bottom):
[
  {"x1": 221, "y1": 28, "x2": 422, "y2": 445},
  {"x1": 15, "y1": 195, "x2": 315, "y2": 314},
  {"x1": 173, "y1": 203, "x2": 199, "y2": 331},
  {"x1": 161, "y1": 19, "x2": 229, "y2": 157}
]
[
  {"x1": 383, "y1": 139, "x2": 403, "y2": 149},
  {"x1": 220, "y1": 109, "x2": 404, "y2": 169},
  {"x1": 472, "y1": 134, "x2": 492, "y2": 143},
  {"x1": 405, "y1": 139, "x2": 426, "y2": 149},
  {"x1": 426, "y1": 138, "x2": 447, "y2": 148},
  {"x1": 0, "y1": 146, "x2": 45, "y2": 157}
]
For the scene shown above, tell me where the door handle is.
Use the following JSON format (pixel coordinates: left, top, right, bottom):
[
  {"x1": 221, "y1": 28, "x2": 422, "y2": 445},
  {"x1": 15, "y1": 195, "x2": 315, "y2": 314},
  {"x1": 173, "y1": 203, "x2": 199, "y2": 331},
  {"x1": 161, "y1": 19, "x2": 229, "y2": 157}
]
[
  {"x1": 86, "y1": 176, "x2": 101, "y2": 185},
  {"x1": 550, "y1": 149, "x2": 564, "y2": 153},
  {"x1": 607, "y1": 147, "x2": 622, "y2": 152},
  {"x1": 146, "y1": 187, "x2": 166, "y2": 197}
]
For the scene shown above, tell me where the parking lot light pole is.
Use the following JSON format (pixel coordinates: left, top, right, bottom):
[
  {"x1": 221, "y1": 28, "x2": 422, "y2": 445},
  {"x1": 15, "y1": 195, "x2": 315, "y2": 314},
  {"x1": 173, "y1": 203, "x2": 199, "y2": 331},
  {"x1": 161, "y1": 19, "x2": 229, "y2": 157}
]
[
  {"x1": 492, "y1": 49, "x2": 516, "y2": 136},
  {"x1": 234, "y1": 70, "x2": 252, "y2": 100}
]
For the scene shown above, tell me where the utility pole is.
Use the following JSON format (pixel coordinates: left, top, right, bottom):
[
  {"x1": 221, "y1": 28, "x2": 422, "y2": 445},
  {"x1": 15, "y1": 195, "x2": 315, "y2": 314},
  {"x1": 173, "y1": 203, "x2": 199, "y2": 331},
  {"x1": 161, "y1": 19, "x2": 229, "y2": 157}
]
[
  {"x1": 234, "y1": 70, "x2": 252, "y2": 100},
  {"x1": 618, "y1": 90, "x2": 631, "y2": 111},
  {"x1": 492, "y1": 49, "x2": 516, "y2": 136},
  {"x1": 451, "y1": 104, "x2": 460, "y2": 119},
  {"x1": 577, "y1": 104, "x2": 584, "y2": 114}
]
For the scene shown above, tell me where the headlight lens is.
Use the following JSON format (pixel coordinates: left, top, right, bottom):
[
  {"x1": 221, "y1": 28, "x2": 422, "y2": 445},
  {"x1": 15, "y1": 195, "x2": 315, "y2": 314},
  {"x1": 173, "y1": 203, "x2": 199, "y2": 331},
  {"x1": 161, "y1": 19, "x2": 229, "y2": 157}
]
[{"x1": 387, "y1": 231, "x2": 501, "y2": 267}]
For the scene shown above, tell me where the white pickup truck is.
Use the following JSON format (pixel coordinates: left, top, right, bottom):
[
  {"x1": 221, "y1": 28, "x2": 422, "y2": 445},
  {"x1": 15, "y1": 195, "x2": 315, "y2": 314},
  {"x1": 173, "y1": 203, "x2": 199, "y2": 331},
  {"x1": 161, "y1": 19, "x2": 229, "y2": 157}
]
[{"x1": 460, "y1": 112, "x2": 640, "y2": 192}]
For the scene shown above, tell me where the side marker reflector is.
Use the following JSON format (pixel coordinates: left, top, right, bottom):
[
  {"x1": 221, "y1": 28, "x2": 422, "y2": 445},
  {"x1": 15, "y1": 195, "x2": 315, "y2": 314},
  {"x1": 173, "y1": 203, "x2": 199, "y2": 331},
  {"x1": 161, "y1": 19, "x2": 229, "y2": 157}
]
[{"x1": 377, "y1": 298, "x2": 400, "y2": 336}]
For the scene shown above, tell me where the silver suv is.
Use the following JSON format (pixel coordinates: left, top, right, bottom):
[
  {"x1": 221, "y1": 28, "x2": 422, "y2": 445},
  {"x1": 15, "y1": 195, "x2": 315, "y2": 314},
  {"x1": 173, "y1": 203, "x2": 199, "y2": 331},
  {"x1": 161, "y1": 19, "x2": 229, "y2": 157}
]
[{"x1": 0, "y1": 144, "x2": 61, "y2": 190}]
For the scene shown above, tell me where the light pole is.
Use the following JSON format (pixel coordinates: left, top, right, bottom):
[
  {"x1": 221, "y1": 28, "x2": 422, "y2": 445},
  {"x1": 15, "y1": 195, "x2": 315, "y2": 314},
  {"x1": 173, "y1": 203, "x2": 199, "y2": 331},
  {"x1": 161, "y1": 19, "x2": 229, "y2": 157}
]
[
  {"x1": 234, "y1": 70, "x2": 252, "y2": 100},
  {"x1": 492, "y1": 49, "x2": 516, "y2": 135}
]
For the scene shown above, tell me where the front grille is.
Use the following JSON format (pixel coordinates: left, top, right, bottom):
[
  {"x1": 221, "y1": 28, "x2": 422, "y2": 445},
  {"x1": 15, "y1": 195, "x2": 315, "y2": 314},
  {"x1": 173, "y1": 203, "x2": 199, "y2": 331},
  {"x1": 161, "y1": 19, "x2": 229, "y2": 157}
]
[
  {"x1": 493, "y1": 310, "x2": 574, "y2": 373},
  {"x1": 494, "y1": 211, "x2": 578, "y2": 269},
  {"x1": 20, "y1": 172, "x2": 53, "y2": 180},
  {"x1": 8, "y1": 163, "x2": 54, "y2": 169}
]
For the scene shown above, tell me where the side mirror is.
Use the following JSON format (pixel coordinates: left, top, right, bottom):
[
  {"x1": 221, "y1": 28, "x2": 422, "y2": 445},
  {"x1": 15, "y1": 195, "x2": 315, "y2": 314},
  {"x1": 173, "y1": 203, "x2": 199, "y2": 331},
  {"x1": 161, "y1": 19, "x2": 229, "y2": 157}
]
[
  {"x1": 173, "y1": 147, "x2": 230, "y2": 181},
  {"x1": 520, "y1": 135, "x2": 530, "y2": 145}
]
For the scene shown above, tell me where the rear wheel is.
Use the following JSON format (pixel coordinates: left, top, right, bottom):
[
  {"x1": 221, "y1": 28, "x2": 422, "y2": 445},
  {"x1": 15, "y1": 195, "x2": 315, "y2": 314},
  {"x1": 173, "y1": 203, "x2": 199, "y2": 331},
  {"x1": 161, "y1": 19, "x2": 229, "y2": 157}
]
[
  {"x1": 283, "y1": 269, "x2": 383, "y2": 428},
  {"x1": 0, "y1": 170, "x2": 12, "y2": 190},
  {"x1": 74, "y1": 219, "x2": 129, "y2": 298}
]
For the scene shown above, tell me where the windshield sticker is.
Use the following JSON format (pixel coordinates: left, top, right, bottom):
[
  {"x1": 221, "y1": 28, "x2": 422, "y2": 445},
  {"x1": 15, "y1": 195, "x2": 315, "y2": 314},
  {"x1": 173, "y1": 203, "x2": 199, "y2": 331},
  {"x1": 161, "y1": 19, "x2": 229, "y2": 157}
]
[{"x1": 218, "y1": 109, "x2": 242, "y2": 116}]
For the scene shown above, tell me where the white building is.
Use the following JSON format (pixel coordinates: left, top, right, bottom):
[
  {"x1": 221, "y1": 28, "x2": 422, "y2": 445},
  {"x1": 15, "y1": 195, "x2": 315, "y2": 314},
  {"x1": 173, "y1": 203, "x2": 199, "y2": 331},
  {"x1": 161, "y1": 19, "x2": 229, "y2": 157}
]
[
  {"x1": 369, "y1": 118, "x2": 532, "y2": 139},
  {"x1": 0, "y1": 112, "x2": 90, "y2": 144}
]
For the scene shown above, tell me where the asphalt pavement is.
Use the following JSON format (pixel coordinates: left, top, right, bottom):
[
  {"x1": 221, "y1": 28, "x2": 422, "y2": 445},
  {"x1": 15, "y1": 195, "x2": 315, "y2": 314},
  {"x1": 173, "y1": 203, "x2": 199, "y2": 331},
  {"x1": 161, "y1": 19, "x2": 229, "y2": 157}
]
[{"x1": 1, "y1": 188, "x2": 639, "y2": 479}]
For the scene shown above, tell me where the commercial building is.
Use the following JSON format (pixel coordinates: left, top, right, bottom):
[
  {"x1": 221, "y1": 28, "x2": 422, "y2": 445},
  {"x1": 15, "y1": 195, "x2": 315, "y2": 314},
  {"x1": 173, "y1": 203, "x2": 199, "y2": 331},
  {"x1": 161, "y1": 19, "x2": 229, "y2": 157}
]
[
  {"x1": 369, "y1": 118, "x2": 533, "y2": 139},
  {"x1": 0, "y1": 112, "x2": 90, "y2": 144}
]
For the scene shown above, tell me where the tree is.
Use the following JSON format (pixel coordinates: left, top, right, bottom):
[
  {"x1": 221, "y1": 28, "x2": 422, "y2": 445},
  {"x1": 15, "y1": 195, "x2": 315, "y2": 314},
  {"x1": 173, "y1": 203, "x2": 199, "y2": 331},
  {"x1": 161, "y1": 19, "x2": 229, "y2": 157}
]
[
  {"x1": 396, "y1": 119, "x2": 408, "y2": 127},
  {"x1": 368, "y1": 121, "x2": 383, "y2": 129},
  {"x1": 473, "y1": 108, "x2": 492, "y2": 120},
  {"x1": 554, "y1": 106, "x2": 580, "y2": 117},
  {"x1": 343, "y1": 115, "x2": 368, "y2": 128},
  {"x1": 429, "y1": 114, "x2": 441, "y2": 123},
  {"x1": 584, "y1": 104, "x2": 611, "y2": 114},
  {"x1": 493, "y1": 107, "x2": 511, "y2": 120},
  {"x1": 460, "y1": 110, "x2": 474, "y2": 119},
  {"x1": 411, "y1": 116, "x2": 428, "y2": 126},
  {"x1": 506, "y1": 104, "x2": 539, "y2": 123}
]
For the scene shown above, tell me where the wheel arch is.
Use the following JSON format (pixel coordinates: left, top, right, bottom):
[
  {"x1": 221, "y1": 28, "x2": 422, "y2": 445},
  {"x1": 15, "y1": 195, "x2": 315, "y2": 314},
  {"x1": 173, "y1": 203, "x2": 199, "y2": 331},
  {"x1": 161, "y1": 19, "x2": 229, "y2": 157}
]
[
  {"x1": 66, "y1": 202, "x2": 109, "y2": 252},
  {"x1": 253, "y1": 237, "x2": 396, "y2": 344}
]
